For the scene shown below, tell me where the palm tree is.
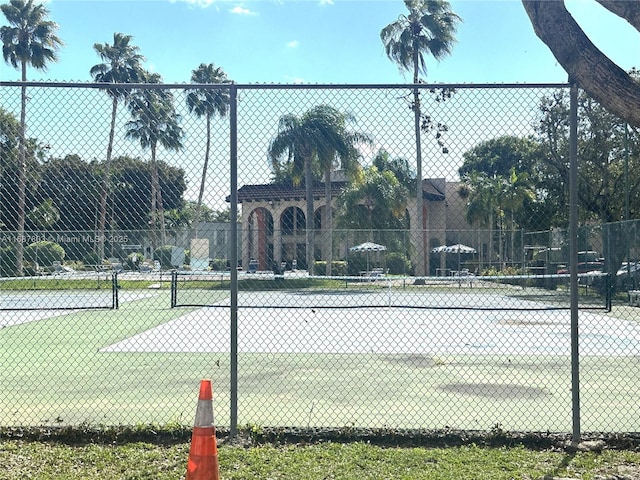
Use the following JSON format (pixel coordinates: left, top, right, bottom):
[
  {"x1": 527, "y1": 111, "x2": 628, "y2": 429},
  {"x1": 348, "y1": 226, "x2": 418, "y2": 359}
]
[
  {"x1": 381, "y1": 0, "x2": 460, "y2": 276},
  {"x1": 336, "y1": 165, "x2": 410, "y2": 252},
  {"x1": 1, "y1": 0, "x2": 62, "y2": 275},
  {"x1": 458, "y1": 171, "x2": 502, "y2": 270},
  {"x1": 125, "y1": 73, "x2": 183, "y2": 250},
  {"x1": 313, "y1": 106, "x2": 371, "y2": 275},
  {"x1": 185, "y1": 63, "x2": 231, "y2": 243},
  {"x1": 27, "y1": 198, "x2": 59, "y2": 229},
  {"x1": 501, "y1": 167, "x2": 535, "y2": 265},
  {"x1": 90, "y1": 33, "x2": 145, "y2": 261},
  {"x1": 268, "y1": 105, "x2": 368, "y2": 275}
]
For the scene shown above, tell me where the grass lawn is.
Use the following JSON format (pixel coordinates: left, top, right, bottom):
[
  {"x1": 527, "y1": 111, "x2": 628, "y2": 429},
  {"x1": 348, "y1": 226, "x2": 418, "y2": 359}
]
[{"x1": 1, "y1": 438, "x2": 640, "y2": 479}]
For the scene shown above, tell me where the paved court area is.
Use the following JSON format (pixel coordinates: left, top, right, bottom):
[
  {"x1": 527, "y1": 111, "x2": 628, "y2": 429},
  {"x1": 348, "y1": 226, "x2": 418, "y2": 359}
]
[{"x1": 100, "y1": 303, "x2": 640, "y2": 356}]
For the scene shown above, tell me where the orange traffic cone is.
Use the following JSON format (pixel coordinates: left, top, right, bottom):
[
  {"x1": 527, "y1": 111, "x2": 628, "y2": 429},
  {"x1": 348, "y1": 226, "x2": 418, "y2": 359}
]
[{"x1": 186, "y1": 379, "x2": 219, "y2": 480}]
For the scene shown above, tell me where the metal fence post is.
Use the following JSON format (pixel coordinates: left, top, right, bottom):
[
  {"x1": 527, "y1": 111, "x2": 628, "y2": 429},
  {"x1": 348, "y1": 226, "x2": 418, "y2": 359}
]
[
  {"x1": 229, "y1": 84, "x2": 239, "y2": 438},
  {"x1": 569, "y1": 79, "x2": 581, "y2": 444}
]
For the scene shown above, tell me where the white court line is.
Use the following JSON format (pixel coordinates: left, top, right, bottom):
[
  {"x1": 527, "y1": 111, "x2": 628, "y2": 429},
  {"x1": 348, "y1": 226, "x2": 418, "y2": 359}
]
[{"x1": 100, "y1": 307, "x2": 640, "y2": 356}]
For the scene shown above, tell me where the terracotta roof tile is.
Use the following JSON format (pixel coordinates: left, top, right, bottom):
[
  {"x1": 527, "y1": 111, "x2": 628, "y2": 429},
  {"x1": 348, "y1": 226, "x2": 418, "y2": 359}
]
[{"x1": 228, "y1": 180, "x2": 446, "y2": 202}]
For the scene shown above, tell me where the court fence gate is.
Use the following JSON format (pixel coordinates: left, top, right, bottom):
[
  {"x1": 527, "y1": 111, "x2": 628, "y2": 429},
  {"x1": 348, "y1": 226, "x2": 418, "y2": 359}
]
[{"x1": 1, "y1": 80, "x2": 640, "y2": 441}]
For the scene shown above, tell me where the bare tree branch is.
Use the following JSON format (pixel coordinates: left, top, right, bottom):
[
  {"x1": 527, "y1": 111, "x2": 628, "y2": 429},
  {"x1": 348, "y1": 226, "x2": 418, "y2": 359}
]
[
  {"x1": 522, "y1": 0, "x2": 640, "y2": 127},
  {"x1": 595, "y1": 0, "x2": 640, "y2": 31}
]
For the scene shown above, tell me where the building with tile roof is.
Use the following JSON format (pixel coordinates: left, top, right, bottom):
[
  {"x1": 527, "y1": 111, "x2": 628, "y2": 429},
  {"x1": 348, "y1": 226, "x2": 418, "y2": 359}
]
[{"x1": 231, "y1": 176, "x2": 477, "y2": 275}]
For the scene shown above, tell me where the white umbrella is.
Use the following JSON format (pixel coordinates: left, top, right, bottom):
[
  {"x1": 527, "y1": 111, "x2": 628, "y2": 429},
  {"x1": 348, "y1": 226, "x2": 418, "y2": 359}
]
[
  {"x1": 431, "y1": 245, "x2": 449, "y2": 253},
  {"x1": 350, "y1": 242, "x2": 387, "y2": 252},
  {"x1": 349, "y1": 242, "x2": 387, "y2": 272},
  {"x1": 444, "y1": 244, "x2": 476, "y2": 254}
]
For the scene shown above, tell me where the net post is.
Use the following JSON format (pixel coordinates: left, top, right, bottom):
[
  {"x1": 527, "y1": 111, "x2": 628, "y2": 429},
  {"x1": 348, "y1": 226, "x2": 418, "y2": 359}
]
[
  {"x1": 170, "y1": 271, "x2": 177, "y2": 308},
  {"x1": 606, "y1": 272, "x2": 612, "y2": 312},
  {"x1": 112, "y1": 272, "x2": 119, "y2": 309}
]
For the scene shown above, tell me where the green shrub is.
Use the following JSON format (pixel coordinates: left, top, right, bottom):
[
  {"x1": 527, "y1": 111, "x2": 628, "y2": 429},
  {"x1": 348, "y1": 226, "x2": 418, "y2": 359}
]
[
  {"x1": 346, "y1": 255, "x2": 368, "y2": 276},
  {"x1": 209, "y1": 258, "x2": 227, "y2": 271},
  {"x1": 0, "y1": 246, "x2": 16, "y2": 277},
  {"x1": 313, "y1": 260, "x2": 347, "y2": 276},
  {"x1": 125, "y1": 252, "x2": 145, "y2": 270},
  {"x1": 153, "y1": 245, "x2": 174, "y2": 269},
  {"x1": 386, "y1": 252, "x2": 411, "y2": 275},
  {"x1": 83, "y1": 251, "x2": 101, "y2": 266},
  {"x1": 24, "y1": 241, "x2": 65, "y2": 266},
  {"x1": 331, "y1": 261, "x2": 347, "y2": 276},
  {"x1": 23, "y1": 261, "x2": 39, "y2": 276}
]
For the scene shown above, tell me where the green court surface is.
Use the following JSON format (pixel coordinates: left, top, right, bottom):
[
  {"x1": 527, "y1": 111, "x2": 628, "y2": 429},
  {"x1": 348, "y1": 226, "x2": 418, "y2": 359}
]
[{"x1": 1, "y1": 286, "x2": 639, "y2": 432}]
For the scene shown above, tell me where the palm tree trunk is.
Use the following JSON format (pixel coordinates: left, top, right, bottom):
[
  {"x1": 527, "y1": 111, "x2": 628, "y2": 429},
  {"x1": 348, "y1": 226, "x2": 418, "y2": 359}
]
[
  {"x1": 498, "y1": 213, "x2": 504, "y2": 270},
  {"x1": 489, "y1": 210, "x2": 494, "y2": 270},
  {"x1": 98, "y1": 96, "x2": 118, "y2": 261},
  {"x1": 149, "y1": 143, "x2": 159, "y2": 250},
  {"x1": 150, "y1": 143, "x2": 166, "y2": 247},
  {"x1": 190, "y1": 113, "x2": 211, "y2": 246},
  {"x1": 324, "y1": 168, "x2": 333, "y2": 276},
  {"x1": 413, "y1": 50, "x2": 426, "y2": 277},
  {"x1": 305, "y1": 156, "x2": 314, "y2": 275},
  {"x1": 510, "y1": 211, "x2": 516, "y2": 267},
  {"x1": 16, "y1": 63, "x2": 28, "y2": 276}
]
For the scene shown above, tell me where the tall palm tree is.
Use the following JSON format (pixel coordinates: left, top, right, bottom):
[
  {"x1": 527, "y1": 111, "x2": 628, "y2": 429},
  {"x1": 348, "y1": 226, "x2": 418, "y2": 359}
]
[
  {"x1": 90, "y1": 33, "x2": 145, "y2": 261},
  {"x1": 1, "y1": 0, "x2": 62, "y2": 275},
  {"x1": 313, "y1": 106, "x2": 371, "y2": 275},
  {"x1": 125, "y1": 73, "x2": 183, "y2": 250},
  {"x1": 381, "y1": 0, "x2": 460, "y2": 276},
  {"x1": 185, "y1": 63, "x2": 231, "y2": 242},
  {"x1": 268, "y1": 105, "x2": 368, "y2": 275}
]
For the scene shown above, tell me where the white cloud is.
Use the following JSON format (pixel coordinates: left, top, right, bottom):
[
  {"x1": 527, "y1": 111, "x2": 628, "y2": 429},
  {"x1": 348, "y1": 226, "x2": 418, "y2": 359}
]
[
  {"x1": 284, "y1": 75, "x2": 305, "y2": 84},
  {"x1": 286, "y1": 40, "x2": 299, "y2": 49},
  {"x1": 230, "y1": 5, "x2": 258, "y2": 15},
  {"x1": 169, "y1": 0, "x2": 217, "y2": 7},
  {"x1": 318, "y1": 0, "x2": 334, "y2": 5}
]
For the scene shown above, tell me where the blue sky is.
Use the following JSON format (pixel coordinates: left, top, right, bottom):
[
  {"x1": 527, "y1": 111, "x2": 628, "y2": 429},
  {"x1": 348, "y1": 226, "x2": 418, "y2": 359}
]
[{"x1": 1, "y1": 0, "x2": 638, "y2": 85}]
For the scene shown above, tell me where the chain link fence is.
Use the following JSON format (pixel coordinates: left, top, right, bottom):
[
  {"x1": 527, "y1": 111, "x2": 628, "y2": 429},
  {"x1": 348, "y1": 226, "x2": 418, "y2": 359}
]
[{"x1": 1, "y1": 81, "x2": 640, "y2": 435}]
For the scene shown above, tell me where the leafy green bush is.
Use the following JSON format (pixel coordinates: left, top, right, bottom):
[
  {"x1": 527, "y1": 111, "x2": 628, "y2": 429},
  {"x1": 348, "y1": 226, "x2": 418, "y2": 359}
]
[
  {"x1": 386, "y1": 252, "x2": 411, "y2": 275},
  {"x1": 313, "y1": 261, "x2": 347, "y2": 276},
  {"x1": 83, "y1": 252, "x2": 101, "y2": 266},
  {"x1": 24, "y1": 241, "x2": 65, "y2": 266},
  {"x1": 346, "y1": 255, "x2": 368, "y2": 276},
  {"x1": 125, "y1": 252, "x2": 145, "y2": 270},
  {"x1": 209, "y1": 258, "x2": 227, "y2": 271},
  {"x1": 0, "y1": 246, "x2": 16, "y2": 277},
  {"x1": 153, "y1": 246, "x2": 174, "y2": 269}
]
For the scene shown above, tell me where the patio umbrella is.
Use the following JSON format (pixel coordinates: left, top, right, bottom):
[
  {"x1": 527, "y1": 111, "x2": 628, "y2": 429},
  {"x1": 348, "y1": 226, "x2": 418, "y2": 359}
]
[
  {"x1": 349, "y1": 242, "x2": 387, "y2": 272},
  {"x1": 443, "y1": 244, "x2": 477, "y2": 254},
  {"x1": 443, "y1": 244, "x2": 477, "y2": 273}
]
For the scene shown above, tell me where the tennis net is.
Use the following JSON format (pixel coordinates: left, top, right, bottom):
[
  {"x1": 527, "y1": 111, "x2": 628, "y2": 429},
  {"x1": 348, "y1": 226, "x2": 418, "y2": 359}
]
[
  {"x1": 0, "y1": 271, "x2": 119, "y2": 310},
  {"x1": 170, "y1": 271, "x2": 611, "y2": 311}
]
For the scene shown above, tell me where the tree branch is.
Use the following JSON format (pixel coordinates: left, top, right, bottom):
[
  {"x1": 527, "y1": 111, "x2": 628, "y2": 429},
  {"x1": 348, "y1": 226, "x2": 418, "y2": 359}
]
[
  {"x1": 595, "y1": 0, "x2": 640, "y2": 32},
  {"x1": 522, "y1": 0, "x2": 640, "y2": 127}
]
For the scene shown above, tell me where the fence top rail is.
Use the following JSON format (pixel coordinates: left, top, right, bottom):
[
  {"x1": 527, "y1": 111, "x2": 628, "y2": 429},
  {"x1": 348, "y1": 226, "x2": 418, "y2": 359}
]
[{"x1": 0, "y1": 80, "x2": 572, "y2": 90}]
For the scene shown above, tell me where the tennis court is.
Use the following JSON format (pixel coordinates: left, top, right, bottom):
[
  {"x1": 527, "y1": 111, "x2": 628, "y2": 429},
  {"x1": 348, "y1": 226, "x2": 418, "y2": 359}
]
[
  {"x1": 4, "y1": 278, "x2": 640, "y2": 431},
  {"x1": 0, "y1": 291, "x2": 159, "y2": 327},
  {"x1": 101, "y1": 288, "x2": 635, "y2": 356}
]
